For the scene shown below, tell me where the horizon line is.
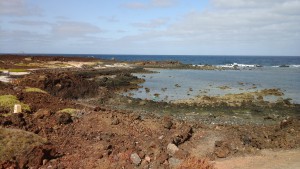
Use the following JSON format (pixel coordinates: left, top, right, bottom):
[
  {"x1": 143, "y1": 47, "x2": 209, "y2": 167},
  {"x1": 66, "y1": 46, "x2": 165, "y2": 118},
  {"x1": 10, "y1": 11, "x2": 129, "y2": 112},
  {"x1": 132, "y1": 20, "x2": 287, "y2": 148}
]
[{"x1": 0, "y1": 52, "x2": 300, "y2": 57}]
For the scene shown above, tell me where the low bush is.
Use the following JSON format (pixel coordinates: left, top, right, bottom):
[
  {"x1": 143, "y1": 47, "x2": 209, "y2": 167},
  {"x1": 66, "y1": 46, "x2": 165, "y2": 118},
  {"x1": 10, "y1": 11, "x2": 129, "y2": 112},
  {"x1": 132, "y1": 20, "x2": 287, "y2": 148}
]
[
  {"x1": 58, "y1": 108, "x2": 78, "y2": 116},
  {"x1": 24, "y1": 87, "x2": 48, "y2": 94},
  {"x1": 0, "y1": 95, "x2": 31, "y2": 113},
  {"x1": 0, "y1": 127, "x2": 47, "y2": 162}
]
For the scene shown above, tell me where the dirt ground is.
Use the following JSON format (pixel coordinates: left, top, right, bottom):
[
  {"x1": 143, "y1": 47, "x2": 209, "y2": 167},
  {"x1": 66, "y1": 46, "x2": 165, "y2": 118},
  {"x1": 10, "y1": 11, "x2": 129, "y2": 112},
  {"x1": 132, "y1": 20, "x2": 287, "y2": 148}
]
[
  {"x1": 0, "y1": 55, "x2": 299, "y2": 169},
  {"x1": 215, "y1": 149, "x2": 300, "y2": 169}
]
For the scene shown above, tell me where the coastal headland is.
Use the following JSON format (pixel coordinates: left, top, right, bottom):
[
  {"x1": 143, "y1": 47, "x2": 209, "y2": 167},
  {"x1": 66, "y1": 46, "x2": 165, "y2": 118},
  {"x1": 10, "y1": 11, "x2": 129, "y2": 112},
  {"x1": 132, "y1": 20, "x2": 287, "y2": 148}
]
[{"x1": 0, "y1": 54, "x2": 299, "y2": 169}]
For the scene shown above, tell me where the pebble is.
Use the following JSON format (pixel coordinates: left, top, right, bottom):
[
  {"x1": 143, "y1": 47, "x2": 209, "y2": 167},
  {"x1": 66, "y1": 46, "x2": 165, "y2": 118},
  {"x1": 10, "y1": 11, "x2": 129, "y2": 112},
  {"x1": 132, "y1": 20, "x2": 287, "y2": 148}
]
[
  {"x1": 164, "y1": 120, "x2": 173, "y2": 129},
  {"x1": 145, "y1": 155, "x2": 151, "y2": 163},
  {"x1": 111, "y1": 118, "x2": 120, "y2": 125},
  {"x1": 167, "y1": 143, "x2": 179, "y2": 155},
  {"x1": 158, "y1": 135, "x2": 164, "y2": 140},
  {"x1": 42, "y1": 159, "x2": 48, "y2": 165},
  {"x1": 130, "y1": 153, "x2": 141, "y2": 165},
  {"x1": 139, "y1": 101, "x2": 146, "y2": 106}
]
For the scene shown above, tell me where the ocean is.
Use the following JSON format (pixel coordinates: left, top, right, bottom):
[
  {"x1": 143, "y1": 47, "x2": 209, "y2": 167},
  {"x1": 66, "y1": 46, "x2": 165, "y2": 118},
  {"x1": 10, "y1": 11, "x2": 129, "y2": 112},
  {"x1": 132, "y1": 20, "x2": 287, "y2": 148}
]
[{"x1": 35, "y1": 54, "x2": 300, "y2": 67}]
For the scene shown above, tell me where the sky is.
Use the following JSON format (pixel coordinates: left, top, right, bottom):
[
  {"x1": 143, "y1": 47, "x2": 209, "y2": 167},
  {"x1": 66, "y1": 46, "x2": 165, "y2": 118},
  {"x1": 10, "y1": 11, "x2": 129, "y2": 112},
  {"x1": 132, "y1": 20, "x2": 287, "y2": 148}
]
[{"x1": 0, "y1": 0, "x2": 300, "y2": 56}]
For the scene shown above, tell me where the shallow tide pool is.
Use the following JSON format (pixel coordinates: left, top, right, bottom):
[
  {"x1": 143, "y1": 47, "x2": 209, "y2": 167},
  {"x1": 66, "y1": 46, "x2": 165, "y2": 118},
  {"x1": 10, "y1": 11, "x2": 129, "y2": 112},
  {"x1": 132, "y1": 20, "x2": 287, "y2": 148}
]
[{"x1": 124, "y1": 67, "x2": 300, "y2": 104}]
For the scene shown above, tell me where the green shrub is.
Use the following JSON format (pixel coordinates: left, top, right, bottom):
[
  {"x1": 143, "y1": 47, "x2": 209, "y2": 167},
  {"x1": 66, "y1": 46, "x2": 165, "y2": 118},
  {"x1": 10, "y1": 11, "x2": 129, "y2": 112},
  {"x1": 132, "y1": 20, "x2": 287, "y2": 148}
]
[
  {"x1": 58, "y1": 108, "x2": 78, "y2": 116},
  {"x1": 24, "y1": 87, "x2": 48, "y2": 94},
  {"x1": 0, "y1": 127, "x2": 47, "y2": 161},
  {"x1": 0, "y1": 95, "x2": 31, "y2": 113},
  {"x1": 0, "y1": 68, "x2": 28, "y2": 72}
]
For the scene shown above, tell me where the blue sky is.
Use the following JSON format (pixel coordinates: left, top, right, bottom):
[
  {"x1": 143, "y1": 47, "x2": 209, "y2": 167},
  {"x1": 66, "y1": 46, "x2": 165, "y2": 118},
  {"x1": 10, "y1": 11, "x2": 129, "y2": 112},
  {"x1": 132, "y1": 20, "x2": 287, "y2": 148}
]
[{"x1": 0, "y1": 0, "x2": 300, "y2": 56}]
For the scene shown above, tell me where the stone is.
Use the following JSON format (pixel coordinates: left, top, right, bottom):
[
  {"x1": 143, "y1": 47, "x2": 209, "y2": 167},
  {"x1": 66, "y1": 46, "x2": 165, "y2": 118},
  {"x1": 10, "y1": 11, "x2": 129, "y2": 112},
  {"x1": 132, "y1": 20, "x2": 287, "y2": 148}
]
[
  {"x1": 24, "y1": 57, "x2": 32, "y2": 61},
  {"x1": 98, "y1": 154, "x2": 104, "y2": 159},
  {"x1": 130, "y1": 153, "x2": 141, "y2": 165},
  {"x1": 214, "y1": 141, "x2": 231, "y2": 158},
  {"x1": 145, "y1": 155, "x2": 151, "y2": 163},
  {"x1": 130, "y1": 114, "x2": 142, "y2": 121},
  {"x1": 57, "y1": 112, "x2": 72, "y2": 124},
  {"x1": 138, "y1": 151, "x2": 145, "y2": 159},
  {"x1": 34, "y1": 109, "x2": 51, "y2": 119},
  {"x1": 111, "y1": 118, "x2": 120, "y2": 125},
  {"x1": 42, "y1": 159, "x2": 48, "y2": 165},
  {"x1": 158, "y1": 135, "x2": 164, "y2": 140},
  {"x1": 19, "y1": 145, "x2": 57, "y2": 169},
  {"x1": 13, "y1": 104, "x2": 22, "y2": 113},
  {"x1": 139, "y1": 101, "x2": 146, "y2": 106},
  {"x1": 11, "y1": 113, "x2": 26, "y2": 127},
  {"x1": 280, "y1": 118, "x2": 292, "y2": 129},
  {"x1": 163, "y1": 120, "x2": 173, "y2": 130},
  {"x1": 158, "y1": 152, "x2": 169, "y2": 164},
  {"x1": 167, "y1": 143, "x2": 179, "y2": 155},
  {"x1": 172, "y1": 126, "x2": 193, "y2": 145},
  {"x1": 215, "y1": 147, "x2": 230, "y2": 158},
  {"x1": 94, "y1": 106, "x2": 106, "y2": 111}
]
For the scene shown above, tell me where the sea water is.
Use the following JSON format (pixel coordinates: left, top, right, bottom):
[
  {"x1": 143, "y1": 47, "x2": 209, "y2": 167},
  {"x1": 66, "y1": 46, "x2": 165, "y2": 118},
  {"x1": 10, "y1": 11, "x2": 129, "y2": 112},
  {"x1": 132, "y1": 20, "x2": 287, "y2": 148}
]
[
  {"x1": 94, "y1": 55, "x2": 300, "y2": 67},
  {"x1": 34, "y1": 54, "x2": 300, "y2": 67},
  {"x1": 28, "y1": 54, "x2": 300, "y2": 103},
  {"x1": 124, "y1": 67, "x2": 300, "y2": 104}
]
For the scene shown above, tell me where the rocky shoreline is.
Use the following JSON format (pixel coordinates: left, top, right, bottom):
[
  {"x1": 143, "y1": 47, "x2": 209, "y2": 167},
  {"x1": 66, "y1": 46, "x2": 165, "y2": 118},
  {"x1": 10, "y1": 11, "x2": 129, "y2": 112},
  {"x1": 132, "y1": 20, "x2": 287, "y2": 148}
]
[{"x1": 0, "y1": 54, "x2": 299, "y2": 169}]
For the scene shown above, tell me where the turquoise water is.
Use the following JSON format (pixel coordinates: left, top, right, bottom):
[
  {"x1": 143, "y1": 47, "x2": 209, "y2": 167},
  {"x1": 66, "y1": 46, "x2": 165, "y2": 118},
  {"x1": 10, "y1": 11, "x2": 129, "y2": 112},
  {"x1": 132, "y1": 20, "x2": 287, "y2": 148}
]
[{"x1": 125, "y1": 67, "x2": 300, "y2": 104}]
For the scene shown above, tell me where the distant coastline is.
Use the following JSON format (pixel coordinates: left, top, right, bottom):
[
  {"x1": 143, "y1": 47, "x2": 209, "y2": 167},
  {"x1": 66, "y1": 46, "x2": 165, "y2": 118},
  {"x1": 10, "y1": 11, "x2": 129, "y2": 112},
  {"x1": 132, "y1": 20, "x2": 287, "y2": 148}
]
[{"x1": 2, "y1": 53, "x2": 300, "y2": 67}]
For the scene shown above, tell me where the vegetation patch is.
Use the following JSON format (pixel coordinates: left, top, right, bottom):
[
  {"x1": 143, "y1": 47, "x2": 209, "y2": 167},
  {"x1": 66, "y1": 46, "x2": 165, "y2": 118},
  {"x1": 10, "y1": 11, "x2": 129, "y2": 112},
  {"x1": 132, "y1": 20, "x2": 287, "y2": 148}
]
[
  {"x1": 0, "y1": 127, "x2": 47, "y2": 162},
  {"x1": 15, "y1": 62, "x2": 44, "y2": 67},
  {"x1": 0, "y1": 68, "x2": 28, "y2": 72},
  {"x1": 58, "y1": 108, "x2": 79, "y2": 116},
  {"x1": 0, "y1": 95, "x2": 31, "y2": 113},
  {"x1": 45, "y1": 62, "x2": 71, "y2": 68},
  {"x1": 82, "y1": 61, "x2": 103, "y2": 68},
  {"x1": 24, "y1": 87, "x2": 48, "y2": 94}
]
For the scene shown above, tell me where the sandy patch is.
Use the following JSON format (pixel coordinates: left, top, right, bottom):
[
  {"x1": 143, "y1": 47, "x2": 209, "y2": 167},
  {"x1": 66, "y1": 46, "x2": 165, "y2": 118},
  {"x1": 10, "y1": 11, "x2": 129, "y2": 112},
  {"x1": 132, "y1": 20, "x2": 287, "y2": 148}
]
[
  {"x1": 214, "y1": 149, "x2": 300, "y2": 169},
  {"x1": 0, "y1": 76, "x2": 11, "y2": 83}
]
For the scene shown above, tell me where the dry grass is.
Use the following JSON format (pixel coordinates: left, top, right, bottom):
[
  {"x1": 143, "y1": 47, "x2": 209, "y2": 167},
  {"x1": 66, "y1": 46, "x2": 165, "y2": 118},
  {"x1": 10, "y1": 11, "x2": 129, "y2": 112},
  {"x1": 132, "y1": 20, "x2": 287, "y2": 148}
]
[
  {"x1": 178, "y1": 157, "x2": 215, "y2": 169},
  {"x1": 0, "y1": 127, "x2": 47, "y2": 162}
]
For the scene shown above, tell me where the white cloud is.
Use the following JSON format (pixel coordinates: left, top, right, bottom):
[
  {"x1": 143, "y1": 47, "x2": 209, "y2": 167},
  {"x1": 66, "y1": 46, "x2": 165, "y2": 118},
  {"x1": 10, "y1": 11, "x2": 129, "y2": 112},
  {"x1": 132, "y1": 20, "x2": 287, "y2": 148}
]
[
  {"x1": 98, "y1": 16, "x2": 119, "y2": 23},
  {"x1": 10, "y1": 20, "x2": 51, "y2": 26},
  {"x1": 55, "y1": 16, "x2": 70, "y2": 20},
  {"x1": 52, "y1": 21, "x2": 102, "y2": 38},
  {"x1": 151, "y1": 0, "x2": 177, "y2": 8},
  {"x1": 118, "y1": 0, "x2": 300, "y2": 55},
  {"x1": 211, "y1": 0, "x2": 287, "y2": 8},
  {"x1": 0, "y1": 21, "x2": 105, "y2": 53},
  {"x1": 273, "y1": 0, "x2": 300, "y2": 15},
  {"x1": 132, "y1": 18, "x2": 169, "y2": 28},
  {"x1": 0, "y1": 29, "x2": 51, "y2": 53},
  {"x1": 123, "y1": 2, "x2": 146, "y2": 9},
  {"x1": 1, "y1": 0, "x2": 299, "y2": 55},
  {"x1": 123, "y1": 0, "x2": 177, "y2": 9},
  {"x1": 0, "y1": 20, "x2": 103, "y2": 51},
  {"x1": 0, "y1": 0, "x2": 42, "y2": 16}
]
